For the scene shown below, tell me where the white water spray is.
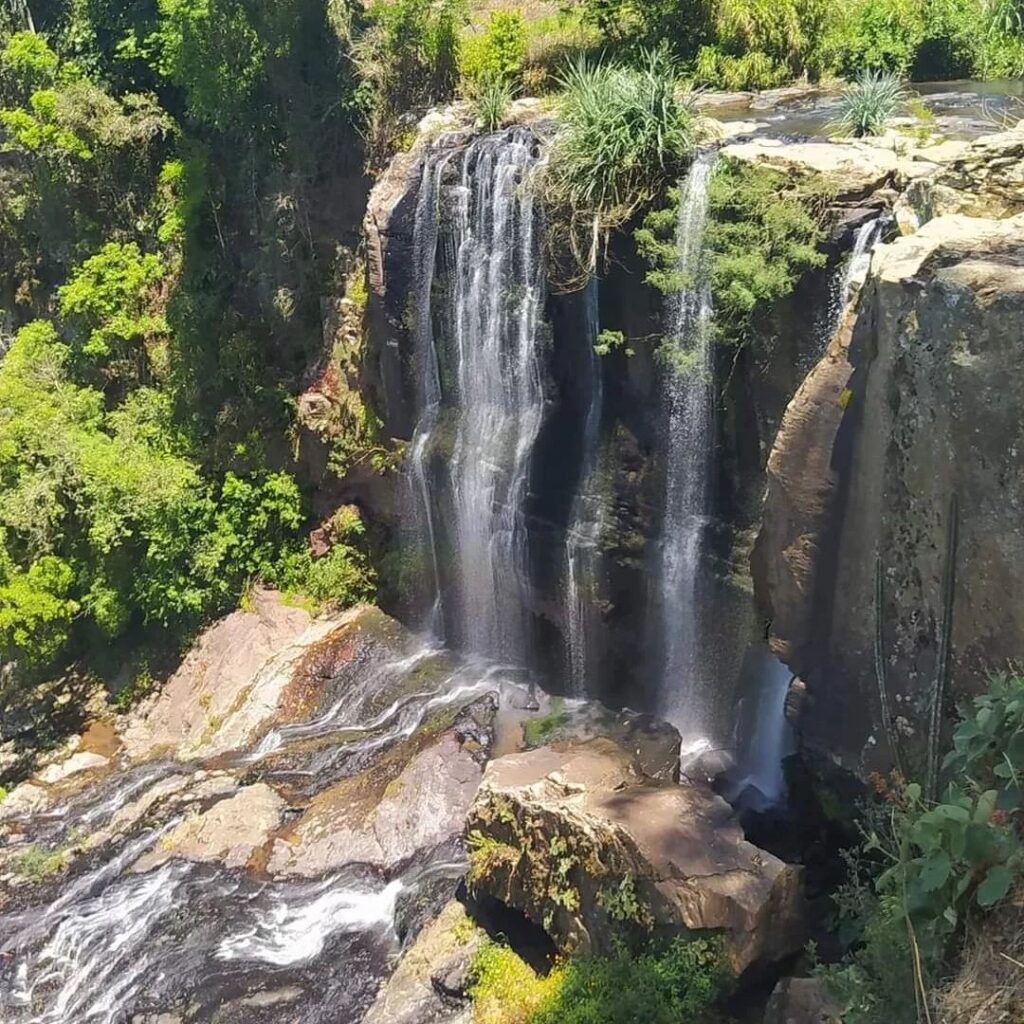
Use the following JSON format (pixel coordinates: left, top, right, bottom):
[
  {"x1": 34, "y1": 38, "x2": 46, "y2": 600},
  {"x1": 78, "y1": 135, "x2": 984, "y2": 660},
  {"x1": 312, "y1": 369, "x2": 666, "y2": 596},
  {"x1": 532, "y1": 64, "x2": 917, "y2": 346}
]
[{"x1": 656, "y1": 151, "x2": 718, "y2": 747}]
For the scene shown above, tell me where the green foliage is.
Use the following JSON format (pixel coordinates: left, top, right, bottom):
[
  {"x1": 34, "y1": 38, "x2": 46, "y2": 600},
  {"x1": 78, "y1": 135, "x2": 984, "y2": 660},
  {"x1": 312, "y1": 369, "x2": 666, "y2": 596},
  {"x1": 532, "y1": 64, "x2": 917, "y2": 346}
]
[
  {"x1": 115, "y1": 662, "x2": 157, "y2": 709},
  {"x1": 468, "y1": 937, "x2": 724, "y2": 1024},
  {"x1": 0, "y1": 554, "x2": 79, "y2": 667},
  {"x1": 571, "y1": 0, "x2": 1013, "y2": 86},
  {"x1": 572, "y1": 0, "x2": 712, "y2": 57},
  {"x1": 830, "y1": 70, "x2": 905, "y2": 138},
  {"x1": 153, "y1": 0, "x2": 270, "y2": 129},
  {"x1": 705, "y1": 160, "x2": 828, "y2": 348},
  {"x1": 355, "y1": 0, "x2": 462, "y2": 163},
  {"x1": 820, "y1": 672, "x2": 1024, "y2": 1024},
  {"x1": 0, "y1": 0, "x2": 376, "y2": 697},
  {"x1": 476, "y1": 73, "x2": 513, "y2": 131},
  {"x1": 11, "y1": 843, "x2": 71, "y2": 881},
  {"x1": 460, "y1": 10, "x2": 527, "y2": 92},
  {"x1": 639, "y1": 159, "x2": 827, "y2": 359},
  {"x1": 944, "y1": 671, "x2": 1024, "y2": 813},
  {"x1": 544, "y1": 49, "x2": 704, "y2": 283},
  {"x1": 693, "y1": 45, "x2": 790, "y2": 89},
  {"x1": 470, "y1": 942, "x2": 561, "y2": 1024},
  {"x1": 522, "y1": 698, "x2": 570, "y2": 747},
  {"x1": 285, "y1": 508, "x2": 376, "y2": 609},
  {"x1": 59, "y1": 241, "x2": 167, "y2": 375},
  {"x1": 596, "y1": 874, "x2": 653, "y2": 926},
  {"x1": 0, "y1": 319, "x2": 371, "y2": 672}
]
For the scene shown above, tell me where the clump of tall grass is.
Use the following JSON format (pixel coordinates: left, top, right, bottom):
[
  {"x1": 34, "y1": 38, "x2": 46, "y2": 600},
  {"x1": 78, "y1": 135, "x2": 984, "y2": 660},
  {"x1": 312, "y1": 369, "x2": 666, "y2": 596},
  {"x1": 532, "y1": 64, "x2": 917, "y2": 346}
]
[
  {"x1": 543, "y1": 48, "x2": 706, "y2": 282},
  {"x1": 830, "y1": 69, "x2": 906, "y2": 137},
  {"x1": 476, "y1": 73, "x2": 513, "y2": 131}
]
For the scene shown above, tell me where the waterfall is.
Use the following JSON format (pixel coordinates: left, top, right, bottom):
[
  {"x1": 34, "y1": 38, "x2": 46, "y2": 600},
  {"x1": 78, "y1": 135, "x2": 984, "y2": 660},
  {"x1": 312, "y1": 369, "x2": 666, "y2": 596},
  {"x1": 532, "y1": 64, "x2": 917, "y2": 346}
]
[
  {"x1": 408, "y1": 128, "x2": 545, "y2": 663},
  {"x1": 812, "y1": 215, "x2": 885, "y2": 356},
  {"x1": 656, "y1": 151, "x2": 718, "y2": 752},
  {"x1": 407, "y1": 148, "x2": 453, "y2": 635},
  {"x1": 724, "y1": 649, "x2": 797, "y2": 810},
  {"x1": 839, "y1": 216, "x2": 883, "y2": 306},
  {"x1": 564, "y1": 278, "x2": 605, "y2": 695}
]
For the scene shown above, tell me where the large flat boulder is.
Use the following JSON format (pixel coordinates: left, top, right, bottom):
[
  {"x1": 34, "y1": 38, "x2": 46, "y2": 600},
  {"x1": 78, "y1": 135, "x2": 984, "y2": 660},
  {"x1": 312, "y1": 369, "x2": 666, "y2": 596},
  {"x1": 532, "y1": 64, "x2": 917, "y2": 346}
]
[
  {"x1": 133, "y1": 782, "x2": 285, "y2": 873},
  {"x1": 720, "y1": 138, "x2": 899, "y2": 199},
  {"x1": 267, "y1": 700, "x2": 495, "y2": 877},
  {"x1": 120, "y1": 597, "x2": 385, "y2": 761},
  {"x1": 465, "y1": 738, "x2": 804, "y2": 974}
]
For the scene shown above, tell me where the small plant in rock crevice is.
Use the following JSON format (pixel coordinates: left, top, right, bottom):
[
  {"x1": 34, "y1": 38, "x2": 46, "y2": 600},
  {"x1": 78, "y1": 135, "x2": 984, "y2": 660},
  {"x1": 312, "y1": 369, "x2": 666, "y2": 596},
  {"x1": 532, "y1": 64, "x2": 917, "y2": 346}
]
[{"x1": 476, "y1": 73, "x2": 514, "y2": 132}]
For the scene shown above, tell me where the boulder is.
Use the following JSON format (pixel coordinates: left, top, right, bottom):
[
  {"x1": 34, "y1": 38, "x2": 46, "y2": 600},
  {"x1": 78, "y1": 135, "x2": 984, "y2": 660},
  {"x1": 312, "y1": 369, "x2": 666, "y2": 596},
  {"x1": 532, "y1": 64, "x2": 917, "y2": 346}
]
[
  {"x1": 465, "y1": 738, "x2": 804, "y2": 974},
  {"x1": 119, "y1": 595, "x2": 382, "y2": 761},
  {"x1": 36, "y1": 750, "x2": 109, "y2": 785},
  {"x1": 267, "y1": 713, "x2": 492, "y2": 877},
  {"x1": 133, "y1": 782, "x2": 285, "y2": 873},
  {"x1": 720, "y1": 138, "x2": 899, "y2": 199},
  {"x1": 764, "y1": 978, "x2": 842, "y2": 1024},
  {"x1": 364, "y1": 900, "x2": 483, "y2": 1024},
  {"x1": 894, "y1": 121, "x2": 1024, "y2": 233}
]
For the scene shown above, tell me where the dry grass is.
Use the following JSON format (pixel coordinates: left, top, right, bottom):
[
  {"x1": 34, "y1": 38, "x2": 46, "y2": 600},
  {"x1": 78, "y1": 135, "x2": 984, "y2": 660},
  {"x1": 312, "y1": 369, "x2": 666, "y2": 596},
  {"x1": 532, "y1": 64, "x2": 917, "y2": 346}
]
[{"x1": 938, "y1": 883, "x2": 1024, "y2": 1024}]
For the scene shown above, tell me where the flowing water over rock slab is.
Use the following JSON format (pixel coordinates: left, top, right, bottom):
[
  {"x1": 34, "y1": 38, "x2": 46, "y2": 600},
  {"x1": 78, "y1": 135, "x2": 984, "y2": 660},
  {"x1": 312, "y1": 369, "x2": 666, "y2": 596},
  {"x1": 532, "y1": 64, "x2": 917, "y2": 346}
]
[{"x1": 0, "y1": 596, "x2": 527, "y2": 1024}]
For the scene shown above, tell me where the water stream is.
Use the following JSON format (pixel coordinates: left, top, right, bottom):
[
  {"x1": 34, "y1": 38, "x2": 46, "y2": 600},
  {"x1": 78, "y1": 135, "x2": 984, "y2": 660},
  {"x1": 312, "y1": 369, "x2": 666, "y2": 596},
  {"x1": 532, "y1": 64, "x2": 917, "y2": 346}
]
[
  {"x1": 655, "y1": 152, "x2": 719, "y2": 753},
  {"x1": 408, "y1": 127, "x2": 546, "y2": 664},
  {"x1": 563, "y1": 277, "x2": 606, "y2": 696},
  {"x1": 0, "y1": 645, "x2": 514, "y2": 1024}
]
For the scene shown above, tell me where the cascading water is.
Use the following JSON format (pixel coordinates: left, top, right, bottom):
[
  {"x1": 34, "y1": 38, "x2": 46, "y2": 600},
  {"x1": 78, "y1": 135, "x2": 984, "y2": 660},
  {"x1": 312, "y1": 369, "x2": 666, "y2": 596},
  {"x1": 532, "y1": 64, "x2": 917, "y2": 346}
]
[
  {"x1": 406, "y1": 149, "x2": 454, "y2": 635},
  {"x1": 563, "y1": 277, "x2": 606, "y2": 695},
  {"x1": 0, "y1": 644, "x2": 512, "y2": 1024},
  {"x1": 812, "y1": 215, "x2": 885, "y2": 357},
  {"x1": 840, "y1": 216, "x2": 884, "y2": 306},
  {"x1": 409, "y1": 128, "x2": 546, "y2": 663},
  {"x1": 655, "y1": 151, "x2": 718, "y2": 751}
]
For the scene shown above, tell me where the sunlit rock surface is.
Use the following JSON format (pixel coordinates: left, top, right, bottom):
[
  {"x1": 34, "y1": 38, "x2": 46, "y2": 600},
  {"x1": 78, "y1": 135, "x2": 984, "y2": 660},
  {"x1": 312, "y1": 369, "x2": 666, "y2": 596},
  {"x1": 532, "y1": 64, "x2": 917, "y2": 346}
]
[{"x1": 466, "y1": 738, "x2": 805, "y2": 974}]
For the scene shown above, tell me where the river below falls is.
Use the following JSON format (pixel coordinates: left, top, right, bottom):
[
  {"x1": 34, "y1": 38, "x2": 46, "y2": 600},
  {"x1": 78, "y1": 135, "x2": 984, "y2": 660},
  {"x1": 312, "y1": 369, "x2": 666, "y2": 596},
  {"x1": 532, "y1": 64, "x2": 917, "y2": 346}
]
[{"x1": 0, "y1": 632, "x2": 533, "y2": 1024}]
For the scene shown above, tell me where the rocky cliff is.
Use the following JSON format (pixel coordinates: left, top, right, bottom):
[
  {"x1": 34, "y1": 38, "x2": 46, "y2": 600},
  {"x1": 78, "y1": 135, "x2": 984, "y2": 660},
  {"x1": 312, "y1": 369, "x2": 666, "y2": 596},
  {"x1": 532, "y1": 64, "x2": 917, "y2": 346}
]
[{"x1": 756, "y1": 124, "x2": 1024, "y2": 775}]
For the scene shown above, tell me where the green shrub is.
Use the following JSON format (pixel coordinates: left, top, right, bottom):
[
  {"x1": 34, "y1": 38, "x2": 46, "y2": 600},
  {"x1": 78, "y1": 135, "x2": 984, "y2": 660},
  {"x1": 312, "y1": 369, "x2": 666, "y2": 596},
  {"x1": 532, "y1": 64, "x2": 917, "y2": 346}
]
[
  {"x1": 638, "y1": 159, "x2": 828, "y2": 356},
  {"x1": 354, "y1": 0, "x2": 462, "y2": 163},
  {"x1": 12, "y1": 843, "x2": 70, "y2": 881},
  {"x1": 535, "y1": 938, "x2": 723, "y2": 1024},
  {"x1": 522, "y1": 698, "x2": 570, "y2": 747},
  {"x1": 912, "y1": 0, "x2": 981, "y2": 77},
  {"x1": 819, "y1": 672, "x2": 1024, "y2": 1024},
  {"x1": 820, "y1": 0, "x2": 926, "y2": 75},
  {"x1": 468, "y1": 937, "x2": 724, "y2": 1024},
  {"x1": 470, "y1": 942, "x2": 561, "y2": 1024},
  {"x1": 544, "y1": 48, "x2": 705, "y2": 282},
  {"x1": 830, "y1": 70, "x2": 905, "y2": 137},
  {"x1": 460, "y1": 11, "x2": 527, "y2": 93},
  {"x1": 709, "y1": 48, "x2": 791, "y2": 89}
]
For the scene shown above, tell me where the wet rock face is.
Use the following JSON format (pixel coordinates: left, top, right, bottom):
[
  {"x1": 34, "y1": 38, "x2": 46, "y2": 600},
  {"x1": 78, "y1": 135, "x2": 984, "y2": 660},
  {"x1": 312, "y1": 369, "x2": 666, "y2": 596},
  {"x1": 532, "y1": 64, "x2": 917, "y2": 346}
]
[
  {"x1": 364, "y1": 900, "x2": 482, "y2": 1024},
  {"x1": 757, "y1": 212, "x2": 1024, "y2": 771},
  {"x1": 465, "y1": 738, "x2": 805, "y2": 975},
  {"x1": 119, "y1": 588, "x2": 322, "y2": 762}
]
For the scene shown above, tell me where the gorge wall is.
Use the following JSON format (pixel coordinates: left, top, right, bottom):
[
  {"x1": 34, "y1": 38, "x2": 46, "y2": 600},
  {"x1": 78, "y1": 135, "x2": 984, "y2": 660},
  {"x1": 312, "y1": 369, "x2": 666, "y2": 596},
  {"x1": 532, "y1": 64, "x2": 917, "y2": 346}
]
[
  {"x1": 360, "y1": 108, "x2": 1024, "y2": 786},
  {"x1": 755, "y1": 124, "x2": 1024, "y2": 776}
]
